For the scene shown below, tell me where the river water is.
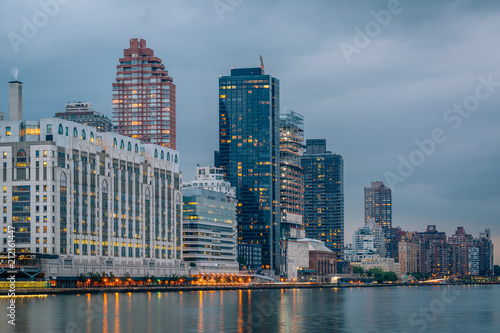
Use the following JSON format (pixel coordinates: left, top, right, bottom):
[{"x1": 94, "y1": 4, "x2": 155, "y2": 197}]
[{"x1": 1, "y1": 285, "x2": 498, "y2": 332}]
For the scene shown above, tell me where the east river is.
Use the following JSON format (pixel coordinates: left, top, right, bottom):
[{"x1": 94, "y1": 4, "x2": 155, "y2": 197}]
[{"x1": 1, "y1": 285, "x2": 499, "y2": 332}]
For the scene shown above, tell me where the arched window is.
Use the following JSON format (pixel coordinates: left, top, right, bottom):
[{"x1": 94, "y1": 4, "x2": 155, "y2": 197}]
[
  {"x1": 113, "y1": 138, "x2": 117, "y2": 148},
  {"x1": 145, "y1": 188, "x2": 151, "y2": 201},
  {"x1": 134, "y1": 144, "x2": 139, "y2": 153},
  {"x1": 102, "y1": 179, "x2": 108, "y2": 194},
  {"x1": 127, "y1": 142, "x2": 132, "y2": 152},
  {"x1": 73, "y1": 128, "x2": 78, "y2": 138},
  {"x1": 17, "y1": 149, "x2": 26, "y2": 157},
  {"x1": 174, "y1": 155, "x2": 178, "y2": 163},
  {"x1": 81, "y1": 129, "x2": 86, "y2": 140},
  {"x1": 161, "y1": 151, "x2": 164, "y2": 160},
  {"x1": 60, "y1": 172, "x2": 67, "y2": 187},
  {"x1": 154, "y1": 149, "x2": 158, "y2": 158},
  {"x1": 90, "y1": 132, "x2": 94, "y2": 143},
  {"x1": 167, "y1": 152, "x2": 170, "y2": 161},
  {"x1": 120, "y1": 140, "x2": 124, "y2": 150},
  {"x1": 58, "y1": 124, "x2": 63, "y2": 135}
]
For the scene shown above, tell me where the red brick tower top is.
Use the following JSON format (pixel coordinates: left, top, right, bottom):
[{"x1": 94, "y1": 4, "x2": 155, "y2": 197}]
[{"x1": 112, "y1": 38, "x2": 176, "y2": 148}]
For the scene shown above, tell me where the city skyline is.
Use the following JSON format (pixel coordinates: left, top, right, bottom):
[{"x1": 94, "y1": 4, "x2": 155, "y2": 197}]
[{"x1": 1, "y1": 0, "x2": 499, "y2": 265}]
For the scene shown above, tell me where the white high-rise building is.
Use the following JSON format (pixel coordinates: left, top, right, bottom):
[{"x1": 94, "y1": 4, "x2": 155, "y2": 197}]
[
  {"x1": 182, "y1": 166, "x2": 238, "y2": 274},
  {"x1": 0, "y1": 117, "x2": 184, "y2": 277}
]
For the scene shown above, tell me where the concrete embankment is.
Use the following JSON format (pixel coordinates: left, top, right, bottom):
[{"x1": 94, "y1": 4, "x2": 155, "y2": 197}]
[{"x1": 3, "y1": 282, "x2": 494, "y2": 296}]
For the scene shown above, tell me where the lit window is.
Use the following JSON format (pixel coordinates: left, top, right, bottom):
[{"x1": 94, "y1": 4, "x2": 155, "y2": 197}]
[{"x1": 6, "y1": 127, "x2": 11, "y2": 136}]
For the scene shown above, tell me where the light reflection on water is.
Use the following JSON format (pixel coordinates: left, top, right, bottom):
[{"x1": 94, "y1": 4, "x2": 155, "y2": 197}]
[{"x1": 1, "y1": 285, "x2": 499, "y2": 333}]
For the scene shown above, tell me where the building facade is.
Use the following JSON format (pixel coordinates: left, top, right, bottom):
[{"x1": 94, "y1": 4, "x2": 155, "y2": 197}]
[
  {"x1": 218, "y1": 66, "x2": 281, "y2": 272},
  {"x1": 55, "y1": 102, "x2": 113, "y2": 132},
  {"x1": 183, "y1": 165, "x2": 235, "y2": 198},
  {"x1": 112, "y1": 38, "x2": 176, "y2": 148},
  {"x1": 398, "y1": 236, "x2": 420, "y2": 275},
  {"x1": 297, "y1": 238, "x2": 336, "y2": 283},
  {"x1": 417, "y1": 225, "x2": 448, "y2": 276},
  {"x1": 301, "y1": 139, "x2": 344, "y2": 259},
  {"x1": 364, "y1": 181, "x2": 393, "y2": 258},
  {"x1": 448, "y1": 227, "x2": 474, "y2": 276},
  {"x1": 279, "y1": 110, "x2": 308, "y2": 281},
  {"x1": 238, "y1": 243, "x2": 262, "y2": 270},
  {"x1": 351, "y1": 257, "x2": 401, "y2": 277},
  {"x1": 351, "y1": 218, "x2": 385, "y2": 256},
  {"x1": 0, "y1": 118, "x2": 183, "y2": 277},
  {"x1": 279, "y1": 110, "x2": 305, "y2": 240},
  {"x1": 477, "y1": 229, "x2": 494, "y2": 275},
  {"x1": 182, "y1": 188, "x2": 238, "y2": 274}
]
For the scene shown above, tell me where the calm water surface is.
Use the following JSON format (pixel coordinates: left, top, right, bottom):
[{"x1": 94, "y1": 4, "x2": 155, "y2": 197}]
[{"x1": 1, "y1": 285, "x2": 498, "y2": 332}]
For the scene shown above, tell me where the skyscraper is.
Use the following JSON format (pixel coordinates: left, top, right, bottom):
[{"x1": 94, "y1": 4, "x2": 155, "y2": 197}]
[
  {"x1": 112, "y1": 38, "x2": 176, "y2": 148},
  {"x1": 218, "y1": 65, "x2": 280, "y2": 272},
  {"x1": 301, "y1": 139, "x2": 344, "y2": 259},
  {"x1": 364, "y1": 181, "x2": 393, "y2": 257},
  {"x1": 279, "y1": 110, "x2": 308, "y2": 281},
  {"x1": 279, "y1": 110, "x2": 305, "y2": 240}
]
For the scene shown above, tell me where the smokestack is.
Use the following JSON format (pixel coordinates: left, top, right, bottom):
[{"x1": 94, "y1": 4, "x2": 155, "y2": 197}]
[{"x1": 9, "y1": 81, "x2": 22, "y2": 121}]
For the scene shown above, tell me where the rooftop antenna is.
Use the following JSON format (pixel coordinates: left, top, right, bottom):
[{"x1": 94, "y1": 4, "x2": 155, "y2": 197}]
[{"x1": 260, "y1": 55, "x2": 265, "y2": 74}]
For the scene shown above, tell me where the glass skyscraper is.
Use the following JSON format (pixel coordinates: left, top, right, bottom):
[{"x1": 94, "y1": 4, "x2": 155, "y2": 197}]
[
  {"x1": 301, "y1": 139, "x2": 344, "y2": 259},
  {"x1": 218, "y1": 66, "x2": 280, "y2": 271}
]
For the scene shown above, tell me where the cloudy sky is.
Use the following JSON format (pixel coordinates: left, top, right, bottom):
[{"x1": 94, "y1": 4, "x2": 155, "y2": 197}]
[{"x1": 1, "y1": 0, "x2": 499, "y2": 264}]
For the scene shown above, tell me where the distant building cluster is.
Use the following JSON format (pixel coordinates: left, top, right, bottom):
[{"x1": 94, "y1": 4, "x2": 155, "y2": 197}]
[{"x1": 347, "y1": 221, "x2": 494, "y2": 278}]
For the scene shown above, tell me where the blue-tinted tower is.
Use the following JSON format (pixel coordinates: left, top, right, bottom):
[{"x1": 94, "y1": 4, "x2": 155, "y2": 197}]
[{"x1": 218, "y1": 66, "x2": 281, "y2": 272}]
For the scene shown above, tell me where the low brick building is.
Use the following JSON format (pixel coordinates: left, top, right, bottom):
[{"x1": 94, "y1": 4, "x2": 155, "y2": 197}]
[{"x1": 297, "y1": 238, "x2": 337, "y2": 283}]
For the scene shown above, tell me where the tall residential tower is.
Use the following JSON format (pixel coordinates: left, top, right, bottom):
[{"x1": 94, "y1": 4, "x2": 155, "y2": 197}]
[
  {"x1": 112, "y1": 38, "x2": 176, "y2": 148},
  {"x1": 301, "y1": 139, "x2": 344, "y2": 259},
  {"x1": 218, "y1": 65, "x2": 281, "y2": 272},
  {"x1": 279, "y1": 110, "x2": 305, "y2": 240},
  {"x1": 364, "y1": 181, "x2": 393, "y2": 258}
]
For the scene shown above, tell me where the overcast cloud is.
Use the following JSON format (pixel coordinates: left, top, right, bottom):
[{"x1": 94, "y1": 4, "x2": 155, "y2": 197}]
[{"x1": 1, "y1": 0, "x2": 499, "y2": 264}]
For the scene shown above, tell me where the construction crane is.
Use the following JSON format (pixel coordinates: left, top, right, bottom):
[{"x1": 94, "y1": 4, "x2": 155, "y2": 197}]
[{"x1": 260, "y1": 55, "x2": 265, "y2": 74}]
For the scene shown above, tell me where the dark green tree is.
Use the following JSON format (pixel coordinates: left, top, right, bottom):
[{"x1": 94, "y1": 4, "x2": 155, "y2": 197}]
[
  {"x1": 384, "y1": 271, "x2": 399, "y2": 282},
  {"x1": 494, "y1": 265, "x2": 500, "y2": 276},
  {"x1": 353, "y1": 266, "x2": 364, "y2": 275}
]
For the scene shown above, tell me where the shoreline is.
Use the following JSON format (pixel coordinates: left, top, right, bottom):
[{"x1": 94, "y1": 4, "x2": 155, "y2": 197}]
[{"x1": 1, "y1": 281, "x2": 499, "y2": 296}]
